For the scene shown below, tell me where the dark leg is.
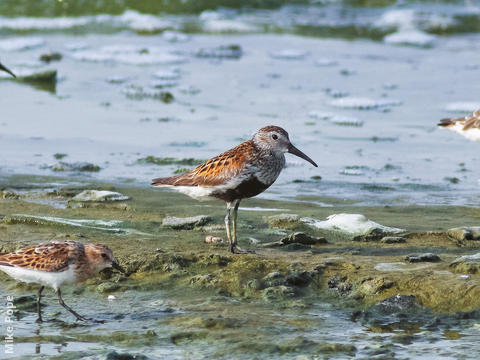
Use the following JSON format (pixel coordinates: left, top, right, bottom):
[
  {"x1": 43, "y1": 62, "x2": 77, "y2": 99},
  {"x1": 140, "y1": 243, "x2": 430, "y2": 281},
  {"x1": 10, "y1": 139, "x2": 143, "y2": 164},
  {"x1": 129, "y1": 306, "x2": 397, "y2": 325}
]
[
  {"x1": 36, "y1": 286, "x2": 44, "y2": 322},
  {"x1": 56, "y1": 288, "x2": 89, "y2": 322},
  {"x1": 231, "y1": 199, "x2": 255, "y2": 254}
]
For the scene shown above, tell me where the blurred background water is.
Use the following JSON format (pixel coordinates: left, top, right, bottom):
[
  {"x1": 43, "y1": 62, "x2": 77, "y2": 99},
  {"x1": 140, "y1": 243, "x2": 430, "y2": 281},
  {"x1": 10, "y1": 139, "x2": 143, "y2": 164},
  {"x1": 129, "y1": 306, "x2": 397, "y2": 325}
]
[{"x1": 1, "y1": 0, "x2": 480, "y2": 206}]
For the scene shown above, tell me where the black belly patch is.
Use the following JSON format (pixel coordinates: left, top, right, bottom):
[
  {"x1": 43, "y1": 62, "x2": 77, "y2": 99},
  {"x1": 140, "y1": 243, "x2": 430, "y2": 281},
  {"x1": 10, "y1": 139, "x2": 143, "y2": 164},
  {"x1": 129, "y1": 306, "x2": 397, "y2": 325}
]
[{"x1": 212, "y1": 176, "x2": 271, "y2": 202}]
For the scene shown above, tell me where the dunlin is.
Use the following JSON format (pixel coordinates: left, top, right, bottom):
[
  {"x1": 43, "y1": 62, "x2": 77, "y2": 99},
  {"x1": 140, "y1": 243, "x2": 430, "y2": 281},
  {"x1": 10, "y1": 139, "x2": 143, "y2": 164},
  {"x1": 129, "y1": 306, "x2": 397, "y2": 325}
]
[
  {"x1": 0, "y1": 62, "x2": 16, "y2": 78},
  {"x1": 0, "y1": 240, "x2": 124, "y2": 322},
  {"x1": 152, "y1": 125, "x2": 318, "y2": 253},
  {"x1": 438, "y1": 109, "x2": 480, "y2": 142}
]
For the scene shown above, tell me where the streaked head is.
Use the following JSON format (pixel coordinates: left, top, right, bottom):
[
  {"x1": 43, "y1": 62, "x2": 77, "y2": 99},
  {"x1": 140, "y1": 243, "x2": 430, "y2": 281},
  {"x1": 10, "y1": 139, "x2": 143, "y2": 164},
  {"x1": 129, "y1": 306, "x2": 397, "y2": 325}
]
[
  {"x1": 253, "y1": 125, "x2": 318, "y2": 167},
  {"x1": 84, "y1": 244, "x2": 125, "y2": 274}
]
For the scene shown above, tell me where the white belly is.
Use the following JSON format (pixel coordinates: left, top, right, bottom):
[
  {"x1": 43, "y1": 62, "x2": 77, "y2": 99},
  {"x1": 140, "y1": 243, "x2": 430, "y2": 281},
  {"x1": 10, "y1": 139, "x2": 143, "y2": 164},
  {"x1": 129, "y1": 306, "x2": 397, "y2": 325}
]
[
  {"x1": 448, "y1": 124, "x2": 480, "y2": 142},
  {"x1": 0, "y1": 265, "x2": 77, "y2": 290}
]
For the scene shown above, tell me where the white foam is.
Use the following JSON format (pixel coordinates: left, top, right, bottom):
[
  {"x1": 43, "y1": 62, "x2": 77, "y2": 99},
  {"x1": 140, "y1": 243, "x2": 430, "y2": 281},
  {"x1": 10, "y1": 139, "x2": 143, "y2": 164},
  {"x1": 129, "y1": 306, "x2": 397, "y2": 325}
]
[
  {"x1": 329, "y1": 97, "x2": 402, "y2": 110},
  {"x1": 301, "y1": 213, "x2": 405, "y2": 236},
  {"x1": 203, "y1": 19, "x2": 259, "y2": 33},
  {"x1": 384, "y1": 30, "x2": 436, "y2": 47},
  {"x1": 270, "y1": 49, "x2": 309, "y2": 60}
]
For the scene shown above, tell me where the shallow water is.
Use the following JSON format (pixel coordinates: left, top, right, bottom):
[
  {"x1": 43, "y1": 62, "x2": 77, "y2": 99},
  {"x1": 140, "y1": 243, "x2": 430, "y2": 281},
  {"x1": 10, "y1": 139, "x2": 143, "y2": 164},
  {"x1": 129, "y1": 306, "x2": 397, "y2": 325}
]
[{"x1": 1, "y1": 1, "x2": 480, "y2": 207}]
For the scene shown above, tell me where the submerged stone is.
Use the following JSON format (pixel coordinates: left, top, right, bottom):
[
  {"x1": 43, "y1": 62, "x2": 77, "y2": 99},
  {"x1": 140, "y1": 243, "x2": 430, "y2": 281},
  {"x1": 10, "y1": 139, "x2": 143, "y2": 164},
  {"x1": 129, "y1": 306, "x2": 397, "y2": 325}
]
[
  {"x1": 71, "y1": 190, "x2": 130, "y2": 202},
  {"x1": 405, "y1": 253, "x2": 441, "y2": 263},
  {"x1": 162, "y1": 215, "x2": 213, "y2": 230},
  {"x1": 195, "y1": 44, "x2": 242, "y2": 59},
  {"x1": 40, "y1": 52, "x2": 62, "y2": 63},
  {"x1": 261, "y1": 285, "x2": 296, "y2": 302},
  {"x1": 280, "y1": 232, "x2": 327, "y2": 246},
  {"x1": 376, "y1": 294, "x2": 422, "y2": 313}
]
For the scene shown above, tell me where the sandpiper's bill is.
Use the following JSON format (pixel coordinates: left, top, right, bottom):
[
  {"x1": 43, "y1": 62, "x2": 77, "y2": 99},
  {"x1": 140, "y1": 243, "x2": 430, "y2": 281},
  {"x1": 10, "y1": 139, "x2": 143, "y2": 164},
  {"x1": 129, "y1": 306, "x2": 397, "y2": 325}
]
[
  {"x1": 0, "y1": 240, "x2": 124, "y2": 322},
  {"x1": 152, "y1": 125, "x2": 318, "y2": 254},
  {"x1": 0, "y1": 62, "x2": 16, "y2": 78},
  {"x1": 438, "y1": 109, "x2": 480, "y2": 142}
]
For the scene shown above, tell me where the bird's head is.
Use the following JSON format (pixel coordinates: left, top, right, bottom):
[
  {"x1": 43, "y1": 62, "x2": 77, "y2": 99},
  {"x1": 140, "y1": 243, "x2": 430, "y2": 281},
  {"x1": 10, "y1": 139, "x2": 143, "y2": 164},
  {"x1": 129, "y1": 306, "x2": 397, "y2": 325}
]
[
  {"x1": 253, "y1": 125, "x2": 318, "y2": 167},
  {"x1": 85, "y1": 244, "x2": 125, "y2": 274}
]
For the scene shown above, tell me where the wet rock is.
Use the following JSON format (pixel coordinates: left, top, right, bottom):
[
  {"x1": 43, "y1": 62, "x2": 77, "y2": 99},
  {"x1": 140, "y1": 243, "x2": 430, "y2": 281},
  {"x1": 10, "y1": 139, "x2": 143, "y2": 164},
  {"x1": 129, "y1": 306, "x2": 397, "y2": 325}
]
[
  {"x1": 302, "y1": 213, "x2": 406, "y2": 241},
  {"x1": 376, "y1": 294, "x2": 422, "y2": 313},
  {"x1": 281, "y1": 243, "x2": 311, "y2": 251},
  {"x1": 48, "y1": 161, "x2": 101, "y2": 172},
  {"x1": 195, "y1": 44, "x2": 242, "y2": 59},
  {"x1": 450, "y1": 253, "x2": 480, "y2": 274},
  {"x1": 265, "y1": 214, "x2": 302, "y2": 230},
  {"x1": 261, "y1": 285, "x2": 296, "y2": 301},
  {"x1": 162, "y1": 215, "x2": 213, "y2": 230},
  {"x1": 381, "y1": 236, "x2": 406, "y2": 243},
  {"x1": 105, "y1": 351, "x2": 148, "y2": 360},
  {"x1": 281, "y1": 232, "x2": 327, "y2": 246},
  {"x1": 40, "y1": 52, "x2": 62, "y2": 63},
  {"x1": 447, "y1": 227, "x2": 480, "y2": 242},
  {"x1": 328, "y1": 275, "x2": 352, "y2": 295},
  {"x1": 70, "y1": 190, "x2": 130, "y2": 202},
  {"x1": 405, "y1": 253, "x2": 441, "y2": 263},
  {"x1": 205, "y1": 235, "x2": 224, "y2": 244},
  {"x1": 285, "y1": 271, "x2": 312, "y2": 287},
  {"x1": 355, "y1": 277, "x2": 394, "y2": 297}
]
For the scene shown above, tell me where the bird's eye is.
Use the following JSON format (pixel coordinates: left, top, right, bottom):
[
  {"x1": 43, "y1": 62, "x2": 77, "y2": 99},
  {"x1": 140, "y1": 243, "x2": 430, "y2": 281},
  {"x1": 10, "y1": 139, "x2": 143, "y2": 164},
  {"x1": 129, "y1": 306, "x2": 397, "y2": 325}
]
[
  {"x1": 101, "y1": 253, "x2": 108, "y2": 259},
  {"x1": 272, "y1": 134, "x2": 278, "y2": 140}
]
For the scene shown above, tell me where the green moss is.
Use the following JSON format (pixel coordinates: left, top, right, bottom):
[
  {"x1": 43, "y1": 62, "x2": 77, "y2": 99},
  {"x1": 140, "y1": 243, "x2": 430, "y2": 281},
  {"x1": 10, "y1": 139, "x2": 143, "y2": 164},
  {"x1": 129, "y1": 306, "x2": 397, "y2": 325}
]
[{"x1": 137, "y1": 156, "x2": 204, "y2": 166}]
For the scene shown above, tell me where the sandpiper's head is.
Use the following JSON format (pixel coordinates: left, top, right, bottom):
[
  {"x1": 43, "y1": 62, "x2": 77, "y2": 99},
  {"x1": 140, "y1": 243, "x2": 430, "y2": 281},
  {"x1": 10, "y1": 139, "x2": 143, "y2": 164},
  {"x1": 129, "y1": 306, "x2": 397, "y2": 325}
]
[
  {"x1": 253, "y1": 125, "x2": 318, "y2": 167},
  {"x1": 85, "y1": 244, "x2": 125, "y2": 274}
]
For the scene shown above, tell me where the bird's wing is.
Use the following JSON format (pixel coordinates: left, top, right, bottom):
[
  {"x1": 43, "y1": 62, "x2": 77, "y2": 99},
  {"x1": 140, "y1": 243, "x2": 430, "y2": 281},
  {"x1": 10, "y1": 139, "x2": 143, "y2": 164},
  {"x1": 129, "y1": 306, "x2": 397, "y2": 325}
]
[
  {"x1": 462, "y1": 109, "x2": 480, "y2": 130},
  {"x1": 152, "y1": 140, "x2": 255, "y2": 187},
  {"x1": 0, "y1": 241, "x2": 83, "y2": 272}
]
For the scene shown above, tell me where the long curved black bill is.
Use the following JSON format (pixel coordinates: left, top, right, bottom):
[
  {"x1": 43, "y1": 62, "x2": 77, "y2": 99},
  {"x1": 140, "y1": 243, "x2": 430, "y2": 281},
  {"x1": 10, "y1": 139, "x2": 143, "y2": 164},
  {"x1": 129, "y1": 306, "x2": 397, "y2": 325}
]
[
  {"x1": 111, "y1": 261, "x2": 126, "y2": 274},
  {"x1": 288, "y1": 143, "x2": 318, "y2": 167},
  {"x1": 0, "y1": 62, "x2": 16, "y2": 78}
]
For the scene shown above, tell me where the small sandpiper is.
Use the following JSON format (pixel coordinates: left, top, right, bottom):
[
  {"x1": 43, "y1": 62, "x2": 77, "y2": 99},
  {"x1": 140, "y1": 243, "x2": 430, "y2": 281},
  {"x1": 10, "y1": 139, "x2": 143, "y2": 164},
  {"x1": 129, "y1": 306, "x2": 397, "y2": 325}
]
[
  {"x1": 0, "y1": 62, "x2": 16, "y2": 78},
  {"x1": 152, "y1": 125, "x2": 318, "y2": 253},
  {"x1": 438, "y1": 109, "x2": 480, "y2": 142},
  {"x1": 0, "y1": 240, "x2": 124, "y2": 322}
]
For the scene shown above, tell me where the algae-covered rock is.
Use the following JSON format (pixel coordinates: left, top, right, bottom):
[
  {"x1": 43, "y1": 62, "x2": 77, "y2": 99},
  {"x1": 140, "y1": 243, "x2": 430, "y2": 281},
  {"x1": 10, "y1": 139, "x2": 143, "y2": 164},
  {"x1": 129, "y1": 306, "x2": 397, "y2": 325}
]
[
  {"x1": 381, "y1": 236, "x2": 406, "y2": 244},
  {"x1": 302, "y1": 213, "x2": 406, "y2": 241},
  {"x1": 48, "y1": 161, "x2": 101, "y2": 172},
  {"x1": 162, "y1": 215, "x2": 213, "y2": 230},
  {"x1": 376, "y1": 294, "x2": 422, "y2": 313},
  {"x1": 261, "y1": 285, "x2": 296, "y2": 302},
  {"x1": 40, "y1": 52, "x2": 62, "y2": 63},
  {"x1": 405, "y1": 253, "x2": 441, "y2": 263},
  {"x1": 195, "y1": 44, "x2": 242, "y2": 59},
  {"x1": 71, "y1": 190, "x2": 130, "y2": 202},
  {"x1": 96, "y1": 282, "x2": 121, "y2": 293},
  {"x1": 450, "y1": 253, "x2": 480, "y2": 274},
  {"x1": 355, "y1": 277, "x2": 394, "y2": 297},
  {"x1": 16, "y1": 70, "x2": 57, "y2": 83},
  {"x1": 137, "y1": 156, "x2": 204, "y2": 166},
  {"x1": 265, "y1": 214, "x2": 303, "y2": 230},
  {"x1": 447, "y1": 227, "x2": 480, "y2": 242}
]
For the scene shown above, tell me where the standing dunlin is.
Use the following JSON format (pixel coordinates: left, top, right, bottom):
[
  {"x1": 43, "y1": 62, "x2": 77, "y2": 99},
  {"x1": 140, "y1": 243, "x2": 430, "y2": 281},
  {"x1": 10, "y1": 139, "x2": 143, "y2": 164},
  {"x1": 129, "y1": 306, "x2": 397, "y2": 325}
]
[
  {"x1": 0, "y1": 240, "x2": 124, "y2": 322},
  {"x1": 438, "y1": 109, "x2": 480, "y2": 142},
  {"x1": 152, "y1": 125, "x2": 318, "y2": 253},
  {"x1": 0, "y1": 62, "x2": 16, "y2": 78}
]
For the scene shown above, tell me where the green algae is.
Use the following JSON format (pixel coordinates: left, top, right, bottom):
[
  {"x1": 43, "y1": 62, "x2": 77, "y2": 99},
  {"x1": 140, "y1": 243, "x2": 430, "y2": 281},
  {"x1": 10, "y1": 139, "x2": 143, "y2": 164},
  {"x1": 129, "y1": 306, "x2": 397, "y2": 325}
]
[{"x1": 137, "y1": 156, "x2": 204, "y2": 166}]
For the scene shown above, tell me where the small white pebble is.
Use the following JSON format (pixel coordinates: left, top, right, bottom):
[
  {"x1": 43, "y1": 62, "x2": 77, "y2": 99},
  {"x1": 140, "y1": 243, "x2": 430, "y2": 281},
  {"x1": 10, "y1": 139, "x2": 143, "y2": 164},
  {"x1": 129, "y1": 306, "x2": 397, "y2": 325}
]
[
  {"x1": 205, "y1": 235, "x2": 224, "y2": 243},
  {"x1": 107, "y1": 295, "x2": 116, "y2": 300},
  {"x1": 459, "y1": 275, "x2": 470, "y2": 280}
]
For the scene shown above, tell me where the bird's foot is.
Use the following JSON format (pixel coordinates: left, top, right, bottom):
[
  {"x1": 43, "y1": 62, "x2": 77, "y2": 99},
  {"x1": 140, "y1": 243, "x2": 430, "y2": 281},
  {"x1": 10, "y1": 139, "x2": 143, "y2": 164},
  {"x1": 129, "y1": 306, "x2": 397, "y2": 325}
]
[
  {"x1": 75, "y1": 315, "x2": 104, "y2": 324},
  {"x1": 230, "y1": 246, "x2": 255, "y2": 254}
]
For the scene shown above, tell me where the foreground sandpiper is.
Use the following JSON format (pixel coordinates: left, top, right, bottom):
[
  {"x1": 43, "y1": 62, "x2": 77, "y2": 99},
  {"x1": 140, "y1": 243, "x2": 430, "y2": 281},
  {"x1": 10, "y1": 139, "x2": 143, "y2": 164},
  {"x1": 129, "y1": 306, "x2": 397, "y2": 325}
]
[
  {"x1": 438, "y1": 109, "x2": 480, "y2": 142},
  {"x1": 0, "y1": 62, "x2": 16, "y2": 78},
  {"x1": 0, "y1": 240, "x2": 124, "y2": 322},
  {"x1": 152, "y1": 125, "x2": 318, "y2": 253}
]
